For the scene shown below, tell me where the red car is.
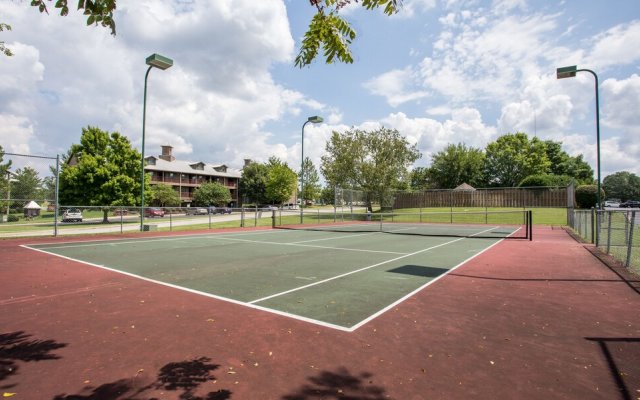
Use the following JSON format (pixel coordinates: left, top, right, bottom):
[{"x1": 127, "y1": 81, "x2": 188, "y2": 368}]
[{"x1": 144, "y1": 207, "x2": 165, "y2": 217}]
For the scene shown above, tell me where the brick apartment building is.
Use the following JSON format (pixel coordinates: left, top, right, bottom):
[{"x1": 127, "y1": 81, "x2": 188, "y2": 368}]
[{"x1": 144, "y1": 146, "x2": 242, "y2": 207}]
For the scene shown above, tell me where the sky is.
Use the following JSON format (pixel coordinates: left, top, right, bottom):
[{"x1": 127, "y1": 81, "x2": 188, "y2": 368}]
[{"x1": 1, "y1": 0, "x2": 640, "y2": 184}]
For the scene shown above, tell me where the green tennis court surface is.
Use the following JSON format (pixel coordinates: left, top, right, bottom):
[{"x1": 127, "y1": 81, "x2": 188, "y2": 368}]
[{"x1": 24, "y1": 226, "x2": 516, "y2": 331}]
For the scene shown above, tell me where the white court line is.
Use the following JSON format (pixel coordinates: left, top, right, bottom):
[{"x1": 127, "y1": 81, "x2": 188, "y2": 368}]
[
  {"x1": 212, "y1": 236, "x2": 406, "y2": 255},
  {"x1": 21, "y1": 225, "x2": 508, "y2": 332},
  {"x1": 22, "y1": 244, "x2": 354, "y2": 332},
  {"x1": 247, "y1": 226, "x2": 497, "y2": 305}
]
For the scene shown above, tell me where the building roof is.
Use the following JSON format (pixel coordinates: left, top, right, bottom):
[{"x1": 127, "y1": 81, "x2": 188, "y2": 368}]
[
  {"x1": 23, "y1": 201, "x2": 42, "y2": 209},
  {"x1": 453, "y1": 183, "x2": 476, "y2": 191},
  {"x1": 144, "y1": 156, "x2": 242, "y2": 178}
]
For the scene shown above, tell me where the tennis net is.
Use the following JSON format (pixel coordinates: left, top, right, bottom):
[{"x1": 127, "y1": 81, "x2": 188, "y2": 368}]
[{"x1": 273, "y1": 209, "x2": 532, "y2": 240}]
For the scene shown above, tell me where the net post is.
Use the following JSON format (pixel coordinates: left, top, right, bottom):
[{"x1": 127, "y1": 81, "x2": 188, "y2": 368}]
[{"x1": 528, "y1": 210, "x2": 533, "y2": 241}]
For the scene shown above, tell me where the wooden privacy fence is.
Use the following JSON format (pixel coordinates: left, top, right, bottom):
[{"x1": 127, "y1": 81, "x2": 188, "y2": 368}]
[{"x1": 393, "y1": 185, "x2": 574, "y2": 209}]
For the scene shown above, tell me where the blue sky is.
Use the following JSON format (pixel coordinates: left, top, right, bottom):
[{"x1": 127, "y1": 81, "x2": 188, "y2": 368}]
[{"x1": 1, "y1": 0, "x2": 640, "y2": 183}]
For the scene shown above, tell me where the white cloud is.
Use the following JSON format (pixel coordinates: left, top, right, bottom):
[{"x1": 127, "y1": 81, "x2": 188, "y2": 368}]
[
  {"x1": 363, "y1": 67, "x2": 429, "y2": 107},
  {"x1": 586, "y1": 21, "x2": 640, "y2": 70}
]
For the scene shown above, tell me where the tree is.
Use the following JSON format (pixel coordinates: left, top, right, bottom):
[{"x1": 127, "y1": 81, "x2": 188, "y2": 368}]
[
  {"x1": 603, "y1": 171, "x2": 640, "y2": 201},
  {"x1": 239, "y1": 161, "x2": 269, "y2": 205},
  {"x1": 484, "y1": 132, "x2": 550, "y2": 187},
  {"x1": 408, "y1": 167, "x2": 431, "y2": 190},
  {"x1": 30, "y1": 0, "x2": 116, "y2": 34},
  {"x1": 265, "y1": 158, "x2": 298, "y2": 205},
  {"x1": 0, "y1": 23, "x2": 12, "y2": 56},
  {"x1": 59, "y1": 126, "x2": 143, "y2": 223},
  {"x1": 428, "y1": 143, "x2": 485, "y2": 189},
  {"x1": 321, "y1": 127, "x2": 420, "y2": 210},
  {"x1": 151, "y1": 183, "x2": 181, "y2": 207},
  {"x1": 300, "y1": 157, "x2": 321, "y2": 204},
  {"x1": 12, "y1": 1, "x2": 399, "y2": 66},
  {"x1": 192, "y1": 182, "x2": 232, "y2": 207},
  {"x1": 11, "y1": 167, "x2": 42, "y2": 202},
  {"x1": 543, "y1": 140, "x2": 593, "y2": 184}
]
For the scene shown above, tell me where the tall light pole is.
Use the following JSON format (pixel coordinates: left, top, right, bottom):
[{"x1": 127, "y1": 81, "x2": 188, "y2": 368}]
[
  {"x1": 140, "y1": 53, "x2": 173, "y2": 231},
  {"x1": 300, "y1": 115, "x2": 323, "y2": 223},
  {"x1": 556, "y1": 65, "x2": 602, "y2": 209},
  {"x1": 556, "y1": 65, "x2": 601, "y2": 210}
]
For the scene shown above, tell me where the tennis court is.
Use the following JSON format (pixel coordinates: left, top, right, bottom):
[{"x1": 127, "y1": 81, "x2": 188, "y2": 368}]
[{"x1": 23, "y1": 212, "x2": 529, "y2": 331}]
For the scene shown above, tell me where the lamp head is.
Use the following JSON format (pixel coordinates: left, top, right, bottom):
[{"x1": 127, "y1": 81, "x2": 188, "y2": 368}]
[
  {"x1": 307, "y1": 116, "x2": 323, "y2": 123},
  {"x1": 146, "y1": 53, "x2": 173, "y2": 70},
  {"x1": 557, "y1": 65, "x2": 577, "y2": 79}
]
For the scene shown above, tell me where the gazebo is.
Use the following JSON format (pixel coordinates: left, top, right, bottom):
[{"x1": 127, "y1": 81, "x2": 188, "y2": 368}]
[{"x1": 23, "y1": 201, "x2": 42, "y2": 218}]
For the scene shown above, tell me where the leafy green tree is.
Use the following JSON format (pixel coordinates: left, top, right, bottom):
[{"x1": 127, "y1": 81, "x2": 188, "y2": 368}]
[
  {"x1": 30, "y1": 0, "x2": 116, "y2": 34},
  {"x1": 319, "y1": 185, "x2": 336, "y2": 206},
  {"x1": 300, "y1": 157, "x2": 321, "y2": 204},
  {"x1": 484, "y1": 132, "x2": 550, "y2": 187},
  {"x1": 321, "y1": 127, "x2": 421, "y2": 211},
  {"x1": 240, "y1": 161, "x2": 269, "y2": 205},
  {"x1": 408, "y1": 167, "x2": 431, "y2": 190},
  {"x1": 151, "y1": 183, "x2": 181, "y2": 207},
  {"x1": 296, "y1": 0, "x2": 401, "y2": 67},
  {"x1": 59, "y1": 126, "x2": 143, "y2": 222},
  {"x1": 11, "y1": 167, "x2": 42, "y2": 202},
  {"x1": 428, "y1": 143, "x2": 485, "y2": 189},
  {"x1": 543, "y1": 140, "x2": 593, "y2": 184},
  {"x1": 0, "y1": 23, "x2": 12, "y2": 56},
  {"x1": 265, "y1": 158, "x2": 297, "y2": 205},
  {"x1": 192, "y1": 182, "x2": 232, "y2": 207},
  {"x1": 603, "y1": 171, "x2": 640, "y2": 201}
]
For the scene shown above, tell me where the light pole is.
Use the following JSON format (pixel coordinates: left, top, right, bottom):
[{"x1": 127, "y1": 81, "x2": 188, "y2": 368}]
[
  {"x1": 300, "y1": 115, "x2": 323, "y2": 223},
  {"x1": 140, "y1": 53, "x2": 173, "y2": 231},
  {"x1": 556, "y1": 65, "x2": 601, "y2": 210}
]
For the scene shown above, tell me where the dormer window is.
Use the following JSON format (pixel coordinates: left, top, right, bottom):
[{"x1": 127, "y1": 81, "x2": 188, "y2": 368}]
[{"x1": 190, "y1": 162, "x2": 205, "y2": 171}]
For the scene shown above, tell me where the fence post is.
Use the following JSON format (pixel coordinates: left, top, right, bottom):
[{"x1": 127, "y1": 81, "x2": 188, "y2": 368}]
[
  {"x1": 606, "y1": 211, "x2": 612, "y2": 254},
  {"x1": 626, "y1": 211, "x2": 635, "y2": 268}
]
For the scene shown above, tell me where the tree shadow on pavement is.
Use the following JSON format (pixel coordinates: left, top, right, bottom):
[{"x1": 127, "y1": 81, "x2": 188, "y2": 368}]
[
  {"x1": 586, "y1": 337, "x2": 640, "y2": 400},
  {"x1": 281, "y1": 367, "x2": 388, "y2": 400},
  {"x1": 53, "y1": 356, "x2": 231, "y2": 400},
  {"x1": 1, "y1": 331, "x2": 67, "y2": 386}
]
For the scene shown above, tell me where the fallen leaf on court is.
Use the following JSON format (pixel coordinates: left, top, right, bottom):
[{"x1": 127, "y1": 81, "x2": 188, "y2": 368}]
[
  {"x1": 490, "y1": 361, "x2": 495, "y2": 365},
  {"x1": 3, "y1": 394, "x2": 17, "y2": 398},
  {"x1": 206, "y1": 319, "x2": 215, "y2": 322},
  {"x1": 227, "y1": 371, "x2": 237, "y2": 374}
]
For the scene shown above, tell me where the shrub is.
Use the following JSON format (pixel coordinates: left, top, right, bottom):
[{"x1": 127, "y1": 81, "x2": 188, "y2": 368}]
[
  {"x1": 520, "y1": 174, "x2": 574, "y2": 187},
  {"x1": 575, "y1": 185, "x2": 606, "y2": 208},
  {"x1": 7, "y1": 214, "x2": 19, "y2": 222}
]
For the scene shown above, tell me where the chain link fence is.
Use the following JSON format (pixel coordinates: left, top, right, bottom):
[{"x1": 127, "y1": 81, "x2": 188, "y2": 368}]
[{"x1": 568, "y1": 208, "x2": 640, "y2": 275}]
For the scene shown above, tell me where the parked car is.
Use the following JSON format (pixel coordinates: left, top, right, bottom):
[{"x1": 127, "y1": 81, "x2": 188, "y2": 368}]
[
  {"x1": 620, "y1": 200, "x2": 640, "y2": 208},
  {"x1": 61, "y1": 208, "x2": 83, "y2": 222},
  {"x1": 209, "y1": 207, "x2": 232, "y2": 214},
  {"x1": 145, "y1": 207, "x2": 165, "y2": 217},
  {"x1": 186, "y1": 207, "x2": 208, "y2": 215},
  {"x1": 113, "y1": 209, "x2": 129, "y2": 216}
]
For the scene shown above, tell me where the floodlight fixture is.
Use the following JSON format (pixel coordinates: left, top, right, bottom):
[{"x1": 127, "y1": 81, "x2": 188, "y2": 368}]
[{"x1": 145, "y1": 53, "x2": 174, "y2": 70}]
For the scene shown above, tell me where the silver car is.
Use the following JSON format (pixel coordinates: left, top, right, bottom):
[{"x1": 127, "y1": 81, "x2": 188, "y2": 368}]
[{"x1": 62, "y1": 208, "x2": 83, "y2": 222}]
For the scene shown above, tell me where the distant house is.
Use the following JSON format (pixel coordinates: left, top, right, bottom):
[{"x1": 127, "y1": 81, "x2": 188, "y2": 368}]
[{"x1": 144, "y1": 146, "x2": 242, "y2": 207}]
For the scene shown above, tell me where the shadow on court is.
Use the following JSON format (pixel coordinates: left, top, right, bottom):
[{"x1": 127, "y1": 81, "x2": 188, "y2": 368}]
[
  {"x1": 0, "y1": 331, "x2": 67, "y2": 384},
  {"x1": 387, "y1": 265, "x2": 448, "y2": 278},
  {"x1": 53, "y1": 356, "x2": 232, "y2": 400},
  {"x1": 282, "y1": 367, "x2": 387, "y2": 400}
]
